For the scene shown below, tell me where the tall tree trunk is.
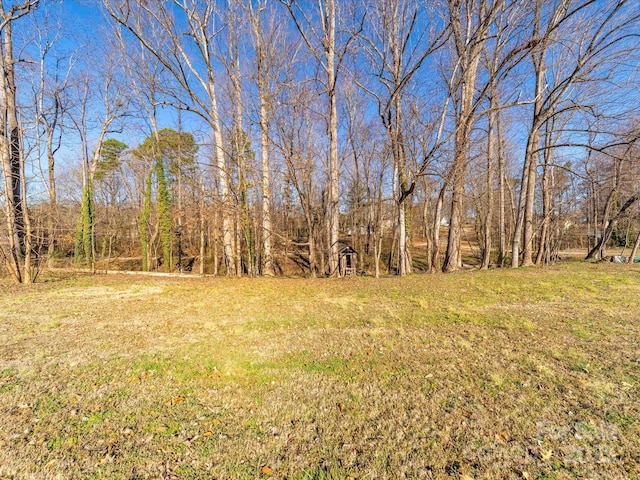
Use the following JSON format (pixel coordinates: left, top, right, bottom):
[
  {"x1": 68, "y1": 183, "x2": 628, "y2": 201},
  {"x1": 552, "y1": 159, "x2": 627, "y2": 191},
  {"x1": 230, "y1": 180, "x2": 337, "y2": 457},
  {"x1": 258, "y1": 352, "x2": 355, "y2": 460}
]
[
  {"x1": 229, "y1": 8, "x2": 254, "y2": 276},
  {"x1": 536, "y1": 164, "x2": 551, "y2": 265},
  {"x1": 513, "y1": 0, "x2": 571, "y2": 267},
  {"x1": 0, "y1": 15, "x2": 25, "y2": 283},
  {"x1": 393, "y1": 98, "x2": 412, "y2": 276},
  {"x1": 326, "y1": 0, "x2": 340, "y2": 276},
  {"x1": 140, "y1": 170, "x2": 152, "y2": 271},
  {"x1": 627, "y1": 229, "x2": 640, "y2": 264},
  {"x1": 481, "y1": 92, "x2": 497, "y2": 270},
  {"x1": 199, "y1": 176, "x2": 206, "y2": 275},
  {"x1": 250, "y1": 4, "x2": 274, "y2": 276},
  {"x1": 46, "y1": 127, "x2": 57, "y2": 267},
  {"x1": 4, "y1": 20, "x2": 24, "y2": 258},
  {"x1": 443, "y1": 134, "x2": 466, "y2": 273},
  {"x1": 496, "y1": 110, "x2": 507, "y2": 267},
  {"x1": 442, "y1": 0, "x2": 492, "y2": 273},
  {"x1": 176, "y1": 116, "x2": 184, "y2": 273},
  {"x1": 307, "y1": 212, "x2": 317, "y2": 278},
  {"x1": 517, "y1": 0, "x2": 546, "y2": 268},
  {"x1": 210, "y1": 81, "x2": 235, "y2": 275},
  {"x1": 156, "y1": 156, "x2": 171, "y2": 272},
  {"x1": 520, "y1": 127, "x2": 541, "y2": 267},
  {"x1": 19, "y1": 146, "x2": 32, "y2": 283},
  {"x1": 512, "y1": 127, "x2": 539, "y2": 267},
  {"x1": 536, "y1": 118, "x2": 556, "y2": 265},
  {"x1": 422, "y1": 177, "x2": 432, "y2": 271},
  {"x1": 431, "y1": 183, "x2": 445, "y2": 272},
  {"x1": 374, "y1": 167, "x2": 385, "y2": 278}
]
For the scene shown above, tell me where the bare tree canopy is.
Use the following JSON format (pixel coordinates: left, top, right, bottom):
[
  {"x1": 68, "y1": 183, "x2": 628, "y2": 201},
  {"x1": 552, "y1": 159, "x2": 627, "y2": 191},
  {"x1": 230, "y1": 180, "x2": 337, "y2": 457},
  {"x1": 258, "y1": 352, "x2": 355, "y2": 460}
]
[{"x1": 1, "y1": 0, "x2": 639, "y2": 281}]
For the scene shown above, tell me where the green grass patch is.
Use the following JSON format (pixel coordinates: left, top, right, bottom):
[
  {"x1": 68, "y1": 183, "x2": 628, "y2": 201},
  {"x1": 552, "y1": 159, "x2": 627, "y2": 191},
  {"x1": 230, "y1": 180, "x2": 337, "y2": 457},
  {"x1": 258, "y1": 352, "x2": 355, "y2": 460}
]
[{"x1": 0, "y1": 262, "x2": 639, "y2": 478}]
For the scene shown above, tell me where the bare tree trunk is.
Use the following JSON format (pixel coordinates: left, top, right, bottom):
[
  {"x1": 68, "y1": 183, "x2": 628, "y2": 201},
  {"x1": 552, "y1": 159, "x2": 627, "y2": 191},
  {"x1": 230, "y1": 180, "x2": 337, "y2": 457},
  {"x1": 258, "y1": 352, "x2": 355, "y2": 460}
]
[
  {"x1": 4, "y1": 21, "x2": 24, "y2": 258},
  {"x1": 585, "y1": 162, "x2": 598, "y2": 252},
  {"x1": 326, "y1": 0, "x2": 340, "y2": 277},
  {"x1": 1, "y1": 2, "x2": 41, "y2": 283},
  {"x1": 536, "y1": 118, "x2": 556, "y2": 265},
  {"x1": 281, "y1": 0, "x2": 340, "y2": 276},
  {"x1": 20, "y1": 148, "x2": 32, "y2": 283},
  {"x1": 249, "y1": 2, "x2": 275, "y2": 276},
  {"x1": 213, "y1": 203, "x2": 219, "y2": 276},
  {"x1": 536, "y1": 163, "x2": 551, "y2": 265},
  {"x1": 514, "y1": 0, "x2": 552, "y2": 268},
  {"x1": 586, "y1": 194, "x2": 640, "y2": 260},
  {"x1": 374, "y1": 166, "x2": 385, "y2": 278},
  {"x1": 394, "y1": 99, "x2": 412, "y2": 276},
  {"x1": 443, "y1": 0, "x2": 498, "y2": 272},
  {"x1": 398, "y1": 195, "x2": 408, "y2": 275},
  {"x1": 229, "y1": 6, "x2": 253, "y2": 276},
  {"x1": 422, "y1": 177, "x2": 433, "y2": 271},
  {"x1": 391, "y1": 160, "x2": 405, "y2": 275},
  {"x1": 199, "y1": 176, "x2": 206, "y2": 275},
  {"x1": 0, "y1": 20, "x2": 22, "y2": 282},
  {"x1": 497, "y1": 110, "x2": 507, "y2": 267},
  {"x1": 443, "y1": 144, "x2": 465, "y2": 273},
  {"x1": 481, "y1": 92, "x2": 497, "y2": 270},
  {"x1": 235, "y1": 210, "x2": 242, "y2": 276},
  {"x1": 431, "y1": 183, "x2": 445, "y2": 272},
  {"x1": 520, "y1": 127, "x2": 541, "y2": 267},
  {"x1": 628, "y1": 229, "x2": 640, "y2": 264},
  {"x1": 374, "y1": 234, "x2": 382, "y2": 278},
  {"x1": 307, "y1": 213, "x2": 317, "y2": 278},
  {"x1": 368, "y1": 0, "x2": 441, "y2": 276},
  {"x1": 512, "y1": 130, "x2": 539, "y2": 267},
  {"x1": 46, "y1": 129, "x2": 57, "y2": 267},
  {"x1": 211, "y1": 86, "x2": 235, "y2": 276}
]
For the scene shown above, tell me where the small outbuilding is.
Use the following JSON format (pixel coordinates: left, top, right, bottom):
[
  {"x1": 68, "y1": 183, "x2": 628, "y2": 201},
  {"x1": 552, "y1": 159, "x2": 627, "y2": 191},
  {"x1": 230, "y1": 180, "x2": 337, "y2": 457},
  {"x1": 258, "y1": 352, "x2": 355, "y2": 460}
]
[{"x1": 338, "y1": 244, "x2": 358, "y2": 278}]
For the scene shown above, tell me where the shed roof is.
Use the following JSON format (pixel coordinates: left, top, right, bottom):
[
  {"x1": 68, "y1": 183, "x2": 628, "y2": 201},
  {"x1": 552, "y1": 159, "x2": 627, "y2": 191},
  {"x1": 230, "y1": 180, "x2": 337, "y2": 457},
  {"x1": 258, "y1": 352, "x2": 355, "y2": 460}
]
[{"x1": 338, "y1": 243, "x2": 357, "y2": 254}]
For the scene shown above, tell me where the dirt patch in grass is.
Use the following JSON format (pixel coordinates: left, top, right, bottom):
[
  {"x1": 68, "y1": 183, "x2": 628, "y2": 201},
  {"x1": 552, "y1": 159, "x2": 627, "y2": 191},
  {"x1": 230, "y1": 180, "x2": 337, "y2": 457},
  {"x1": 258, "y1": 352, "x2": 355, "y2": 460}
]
[{"x1": 1, "y1": 263, "x2": 639, "y2": 479}]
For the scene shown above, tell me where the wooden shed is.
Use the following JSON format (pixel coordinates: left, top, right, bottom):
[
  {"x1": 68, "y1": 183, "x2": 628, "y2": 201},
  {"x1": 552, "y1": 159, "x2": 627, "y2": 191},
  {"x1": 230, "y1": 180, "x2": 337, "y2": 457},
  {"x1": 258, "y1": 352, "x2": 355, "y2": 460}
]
[{"x1": 338, "y1": 244, "x2": 358, "y2": 278}]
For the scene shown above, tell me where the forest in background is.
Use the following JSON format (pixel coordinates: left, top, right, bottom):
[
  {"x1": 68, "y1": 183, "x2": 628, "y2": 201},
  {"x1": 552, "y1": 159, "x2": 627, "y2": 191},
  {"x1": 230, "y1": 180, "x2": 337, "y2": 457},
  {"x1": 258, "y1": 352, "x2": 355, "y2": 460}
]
[{"x1": 1, "y1": 0, "x2": 640, "y2": 283}]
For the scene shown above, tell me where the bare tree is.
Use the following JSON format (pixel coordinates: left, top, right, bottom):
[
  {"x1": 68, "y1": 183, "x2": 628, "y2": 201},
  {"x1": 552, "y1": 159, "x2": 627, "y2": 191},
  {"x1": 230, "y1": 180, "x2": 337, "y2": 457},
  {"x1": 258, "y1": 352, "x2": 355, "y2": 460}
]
[
  {"x1": 442, "y1": 0, "x2": 507, "y2": 273},
  {"x1": 341, "y1": 76, "x2": 388, "y2": 275},
  {"x1": 27, "y1": 6, "x2": 76, "y2": 267},
  {"x1": 274, "y1": 84, "x2": 324, "y2": 277},
  {"x1": 280, "y1": 0, "x2": 359, "y2": 276},
  {"x1": 224, "y1": 1, "x2": 254, "y2": 276},
  {"x1": 0, "y1": 0, "x2": 39, "y2": 284},
  {"x1": 105, "y1": 0, "x2": 237, "y2": 275},
  {"x1": 246, "y1": 0, "x2": 286, "y2": 277},
  {"x1": 512, "y1": 0, "x2": 639, "y2": 267},
  {"x1": 478, "y1": 10, "x2": 510, "y2": 269},
  {"x1": 359, "y1": 0, "x2": 447, "y2": 275},
  {"x1": 70, "y1": 67, "x2": 129, "y2": 272},
  {"x1": 585, "y1": 137, "x2": 640, "y2": 260}
]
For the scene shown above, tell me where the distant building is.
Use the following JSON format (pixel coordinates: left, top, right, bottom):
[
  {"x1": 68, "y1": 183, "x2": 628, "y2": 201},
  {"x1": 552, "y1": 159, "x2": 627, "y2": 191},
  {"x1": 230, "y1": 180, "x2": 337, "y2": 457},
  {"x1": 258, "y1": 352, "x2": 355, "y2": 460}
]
[{"x1": 338, "y1": 243, "x2": 357, "y2": 278}]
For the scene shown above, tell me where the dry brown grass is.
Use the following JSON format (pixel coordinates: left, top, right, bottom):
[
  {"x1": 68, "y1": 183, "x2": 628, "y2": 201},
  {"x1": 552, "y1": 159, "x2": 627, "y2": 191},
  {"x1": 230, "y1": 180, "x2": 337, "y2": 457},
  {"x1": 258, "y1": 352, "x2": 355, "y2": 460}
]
[{"x1": 0, "y1": 262, "x2": 639, "y2": 479}]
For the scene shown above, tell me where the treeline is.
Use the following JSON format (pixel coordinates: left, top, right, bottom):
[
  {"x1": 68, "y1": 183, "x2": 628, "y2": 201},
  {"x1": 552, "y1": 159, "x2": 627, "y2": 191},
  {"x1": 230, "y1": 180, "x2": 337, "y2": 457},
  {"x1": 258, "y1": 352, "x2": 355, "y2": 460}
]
[{"x1": 1, "y1": 0, "x2": 639, "y2": 282}]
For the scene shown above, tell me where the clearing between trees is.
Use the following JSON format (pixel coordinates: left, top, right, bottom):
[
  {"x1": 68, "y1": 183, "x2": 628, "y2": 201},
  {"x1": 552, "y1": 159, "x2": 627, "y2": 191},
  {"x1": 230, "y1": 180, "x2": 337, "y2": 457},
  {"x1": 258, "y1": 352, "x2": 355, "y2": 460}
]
[{"x1": 0, "y1": 262, "x2": 639, "y2": 479}]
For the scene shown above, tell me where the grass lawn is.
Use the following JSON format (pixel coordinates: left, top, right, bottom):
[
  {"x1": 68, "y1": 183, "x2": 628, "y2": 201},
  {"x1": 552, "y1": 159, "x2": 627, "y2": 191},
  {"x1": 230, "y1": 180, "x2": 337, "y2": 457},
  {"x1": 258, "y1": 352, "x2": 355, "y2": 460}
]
[{"x1": 0, "y1": 262, "x2": 639, "y2": 479}]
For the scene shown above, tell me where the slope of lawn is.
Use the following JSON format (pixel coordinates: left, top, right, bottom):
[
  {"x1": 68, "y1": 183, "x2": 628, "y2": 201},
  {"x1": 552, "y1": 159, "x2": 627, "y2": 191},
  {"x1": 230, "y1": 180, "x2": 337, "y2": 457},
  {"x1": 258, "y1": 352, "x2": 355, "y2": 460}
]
[{"x1": 0, "y1": 262, "x2": 639, "y2": 479}]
